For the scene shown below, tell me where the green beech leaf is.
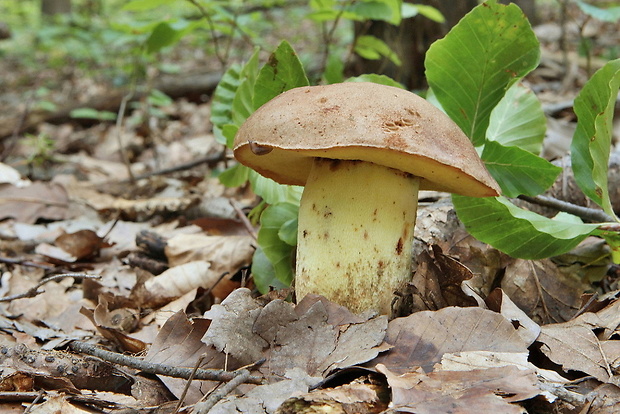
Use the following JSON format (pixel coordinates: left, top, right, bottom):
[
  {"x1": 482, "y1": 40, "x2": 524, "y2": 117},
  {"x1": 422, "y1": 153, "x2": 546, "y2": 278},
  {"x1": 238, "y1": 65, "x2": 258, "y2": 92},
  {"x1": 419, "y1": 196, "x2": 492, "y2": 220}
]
[
  {"x1": 253, "y1": 40, "x2": 309, "y2": 110},
  {"x1": 486, "y1": 83, "x2": 546, "y2": 154},
  {"x1": 252, "y1": 247, "x2": 289, "y2": 294},
  {"x1": 279, "y1": 218, "x2": 298, "y2": 246},
  {"x1": 70, "y1": 108, "x2": 116, "y2": 121},
  {"x1": 257, "y1": 202, "x2": 299, "y2": 287},
  {"x1": 231, "y1": 49, "x2": 261, "y2": 131},
  {"x1": 402, "y1": 4, "x2": 445, "y2": 22},
  {"x1": 355, "y1": 35, "x2": 401, "y2": 66},
  {"x1": 249, "y1": 173, "x2": 303, "y2": 205},
  {"x1": 595, "y1": 228, "x2": 620, "y2": 264},
  {"x1": 346, "y1": 74, "x2": 405, "y2": 88},
  {"x1": 323, "y1": 53, "x2": 345, "y2": 84},
  {"x1": 425, "y1": 0, "x2": 540, "y2": 146},
  {"x1": 350, "y1": 0, "x2": 401, "y2": 25},
  {"x1": 146, "y1": 22, "x2": 177, "y2": 54},
  {"x1": 211, "y1": 63, "x2": 242, "y2": 145},
  {"x1": 145, "y1": 21, "x2": 200, "y2": 54},
  {"x1": 575, "y1": 0, "x2": 620, "y2": 22},
  {"x1": 571, "y1": 59, "x2": 620, "y2": 221},
  {"x1": 217, "y1": 163, "x2": 250, "y2": 188},
  {"x1": 482, "y1": 141, "x2": 561, "y2": 197},
  {"x1": 453, "y1": 195, "x2": 598, "y2": 259}
]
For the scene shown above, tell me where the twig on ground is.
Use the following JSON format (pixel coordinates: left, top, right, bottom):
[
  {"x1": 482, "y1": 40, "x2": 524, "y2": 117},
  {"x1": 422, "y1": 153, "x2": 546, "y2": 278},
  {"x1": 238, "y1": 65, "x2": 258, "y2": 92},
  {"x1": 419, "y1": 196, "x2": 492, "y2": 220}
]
[
  {"x1": 194, "y1": 369, "x2": 253, "y2": 413},
  {"x1": 94, "y1": 150, "x2": 227, "y2": 191},
  {"x1": 230, "y1": 200, "x2": 257, "y2": 240},
  {"x1": 0, "y1": 256, "x2": 55, "y2": 271},
  {"x1": 69, "y1": 341, "x2": 264, "y2": 385},
  {"x1": 0, "y1": 273, "x2": 100, "y2": 302},
  {"x1": 175, "y1": 354, "x2": 207, "y2": 413},
  {"x1": 518, "y1": 194, "x2": 615, "y2": 223}
]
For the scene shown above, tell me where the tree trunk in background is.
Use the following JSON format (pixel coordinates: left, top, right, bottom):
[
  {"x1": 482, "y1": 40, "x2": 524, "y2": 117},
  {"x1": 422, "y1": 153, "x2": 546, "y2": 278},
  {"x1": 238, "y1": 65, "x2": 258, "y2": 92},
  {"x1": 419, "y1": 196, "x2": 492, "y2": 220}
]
[
  {"x1": 352, "y1": 0, "x2": 537, "y2": 90},
  {"x1": 352, "y1": 0, "x2": 477, "y2": 89},
  {"x1": 41, "y1": 0, "x2": 72, "y2": 16}
]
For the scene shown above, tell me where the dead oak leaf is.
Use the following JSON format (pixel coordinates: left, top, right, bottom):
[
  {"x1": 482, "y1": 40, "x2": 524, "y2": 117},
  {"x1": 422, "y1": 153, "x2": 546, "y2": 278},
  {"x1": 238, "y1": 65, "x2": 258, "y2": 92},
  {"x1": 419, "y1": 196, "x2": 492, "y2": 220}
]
[
  {"x1": 377, "y1": 364, "x2": 539, "y2": 414},
  {"x1": 0, "y1": 182, "x2": 70, "y2": 224},
  {"x1": 145, "y1": 310, "x2": 226, "y2": 404},
  {"x1": 537, "y1": 300, "x2": 620, "y2": 385},
  {"x1": 202, "y1": 288, "x2": 388, "y2": 380},
  {"x1": 502, "y1": 259, "x2": 589, "y2": 324},
  {"x1": 372, "y1": 307, "x2": 528, "y2": 374}
]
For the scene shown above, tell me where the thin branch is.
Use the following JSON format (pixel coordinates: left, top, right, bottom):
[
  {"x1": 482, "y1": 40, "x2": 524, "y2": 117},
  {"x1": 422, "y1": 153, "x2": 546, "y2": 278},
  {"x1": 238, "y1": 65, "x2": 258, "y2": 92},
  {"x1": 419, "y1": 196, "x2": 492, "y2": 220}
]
[
  {"x1": 93, "y1": 150, "x2": 226, "y2": 191},
  {"x1": 115, "y1": 93, "x2": 136, "y2": 184},
  {"x1": 0, "y1": 273, "x2": 100, "y2": 302},
  {"x1": 194, "y1": 369, "x2": 252, "y2": 413},
  {"x1": 186, "y1": 0, "x2": 226, "y2": 67},
  {"x1": 230, "y1": 200, "x2": 258, "y2": 240},
  {"x1": 517, "y1": 194, "x2": 615, "y2": 223},
  {"x1": 69, "y1": 341, "x2": 264, "y2": 385},
  {"x1": 0, "y1": 256, "x2": 55, "y2": 271}
]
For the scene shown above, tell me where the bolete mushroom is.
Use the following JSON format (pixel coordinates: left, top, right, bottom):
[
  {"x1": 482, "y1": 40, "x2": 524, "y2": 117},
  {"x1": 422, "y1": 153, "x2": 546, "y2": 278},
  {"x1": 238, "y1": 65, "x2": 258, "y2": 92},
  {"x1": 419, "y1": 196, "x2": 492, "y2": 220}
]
[{"x1": 234, "y1": 82, "x2": 500, "y2": 315}]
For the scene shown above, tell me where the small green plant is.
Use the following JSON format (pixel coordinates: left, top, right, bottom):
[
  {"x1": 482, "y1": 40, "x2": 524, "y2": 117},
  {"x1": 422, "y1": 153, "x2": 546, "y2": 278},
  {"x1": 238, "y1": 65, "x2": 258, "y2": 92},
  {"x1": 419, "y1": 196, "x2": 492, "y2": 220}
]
[
  {"x1": 307, "y1": 0, "x2": 444, "y2": 81},
  {"x1": 211, "y1": 0, "x2": 620, "y2": 292},
  {"x1": 24, "y1": 133, "x2": 56, "y2": 169}
]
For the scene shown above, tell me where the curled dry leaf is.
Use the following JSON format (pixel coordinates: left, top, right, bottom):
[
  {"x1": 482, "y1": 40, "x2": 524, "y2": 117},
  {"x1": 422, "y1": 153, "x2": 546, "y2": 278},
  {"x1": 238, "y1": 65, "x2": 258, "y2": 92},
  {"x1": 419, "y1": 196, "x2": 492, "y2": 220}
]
[
  {"x1": 485, "y1": 288, "x2": 541, "y2": 346},
  {"x1": 165, "y1": 233, "x2": 254, "y2": 268},
  {"x1": 371, "y1": 307, "x2": 528, "y2": 374},
  {"x1": 55, "y1": 229, "x2": 112, "y2": 261},
  {"x1": 80, "y1": 306, "x2": 146, "y2": 354},
  {"x1": 403, "y1": 245, "x2": 477, "y2": 314}
]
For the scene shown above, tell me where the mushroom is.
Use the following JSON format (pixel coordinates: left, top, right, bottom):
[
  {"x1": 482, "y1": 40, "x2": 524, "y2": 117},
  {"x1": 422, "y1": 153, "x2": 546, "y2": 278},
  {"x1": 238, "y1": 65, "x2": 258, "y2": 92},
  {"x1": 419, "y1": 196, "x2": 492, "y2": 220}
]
[{"x1": 234, "y1": 82, "x2": 500, "y2": 315}]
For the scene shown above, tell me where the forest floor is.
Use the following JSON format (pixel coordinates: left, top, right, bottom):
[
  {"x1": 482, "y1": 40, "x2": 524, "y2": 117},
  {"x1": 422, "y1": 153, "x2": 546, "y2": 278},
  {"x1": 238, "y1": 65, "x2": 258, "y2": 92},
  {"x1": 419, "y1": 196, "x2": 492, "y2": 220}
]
[{"x1": 1, "y1": 3, "x2": 620, "y2": 413}]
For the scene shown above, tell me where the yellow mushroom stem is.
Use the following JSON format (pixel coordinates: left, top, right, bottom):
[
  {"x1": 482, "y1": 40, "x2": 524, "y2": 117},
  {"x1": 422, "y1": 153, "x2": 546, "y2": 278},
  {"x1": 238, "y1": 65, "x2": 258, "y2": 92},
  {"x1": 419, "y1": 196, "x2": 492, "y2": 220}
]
[{"x1": 295, "y1": 158, "x2": 420, "y2": 315}]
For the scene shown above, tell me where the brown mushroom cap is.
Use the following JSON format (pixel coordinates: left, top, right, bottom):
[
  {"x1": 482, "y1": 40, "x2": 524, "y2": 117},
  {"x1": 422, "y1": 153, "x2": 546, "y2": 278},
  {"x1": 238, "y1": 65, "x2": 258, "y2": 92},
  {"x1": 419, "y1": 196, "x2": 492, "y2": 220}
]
[{"x1": 233, "y1": 82, "x2": 500, "y2": 197}]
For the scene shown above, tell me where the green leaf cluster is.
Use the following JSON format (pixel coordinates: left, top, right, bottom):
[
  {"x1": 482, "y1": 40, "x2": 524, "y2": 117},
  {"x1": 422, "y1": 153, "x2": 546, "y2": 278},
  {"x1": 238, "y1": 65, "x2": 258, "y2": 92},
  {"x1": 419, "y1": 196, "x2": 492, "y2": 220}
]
[
  {"x1": 211, "y1": 0, "x2": 620, "y2": 291},
  {"x1": 426, "y1": 0, "x2": 619, "y2": 261}
]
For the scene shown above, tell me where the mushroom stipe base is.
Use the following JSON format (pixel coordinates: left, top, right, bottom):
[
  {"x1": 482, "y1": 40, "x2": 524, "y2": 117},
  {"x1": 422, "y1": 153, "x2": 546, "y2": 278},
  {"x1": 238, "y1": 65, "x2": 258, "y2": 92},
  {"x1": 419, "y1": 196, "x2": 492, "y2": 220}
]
[{"x1": 295, "y1": 158, "x2": 420, "y2": 315}]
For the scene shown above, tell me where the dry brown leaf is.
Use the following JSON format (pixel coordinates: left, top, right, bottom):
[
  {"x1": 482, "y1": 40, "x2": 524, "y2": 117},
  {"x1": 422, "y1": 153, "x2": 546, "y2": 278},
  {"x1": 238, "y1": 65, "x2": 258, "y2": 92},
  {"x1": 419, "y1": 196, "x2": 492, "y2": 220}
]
[
  {"x1": 485, "y1": 288, "x2": 541, "y2": 346},
  {"x1": 441, "y1": 228, "x2": 508, "y2": 297},
  {"x1": 165, "y1": 233, "x2": 254, "y2": 268},
  {"x1": 502, "y1": 258, "x2": 589, "y2": 324},
  {"x1": 29, "y1": 395, "x2": 91, "y2": 414},
  {"x1": 202, "y1": 288, "x2": 388, "y2": 379},
  {"x1": 277, "y1": 379, "x2": 388, "y2": 414},
  {"x1": 202, "y1": 288, "x2": 267, "y2": 366},
  {"x1": 587, "y1": 383, "x2": 620, "y2": 414},
  {"x1": 405, "y1": 246, "x2": 478, "y2": 313},
  {"x1": 372, "y1": 307, "x2": 528, "y2": 374},
  {"x1": 207, "y1": 367, "x2": 322, "y2": 414},
  {"x1": 537, "y1": 300, "x2": 620, "y2": 385},
  {"x1": 144, "y1": 310, "x2": 225, "y2": 404},
  {"x1": 144, "y1": 261, "x2": 215, "y2": 300},
  {"x1": 376, "y1": 364, "x2": 538, "y2": 413},
  {"x1": 0, "y1": 182, "x2": 70, "y2": 223},
  {"x1": 55, "y1": 229, "x2": 112, "y2": 260}
]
